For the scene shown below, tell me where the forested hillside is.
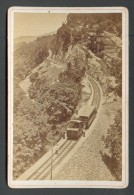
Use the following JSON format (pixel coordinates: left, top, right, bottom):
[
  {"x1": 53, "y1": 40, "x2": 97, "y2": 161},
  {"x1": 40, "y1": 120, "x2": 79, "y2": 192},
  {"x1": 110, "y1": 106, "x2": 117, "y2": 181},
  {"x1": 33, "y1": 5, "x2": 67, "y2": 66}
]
[{"x1": 13, "y1": 13, "x2": 122, "y2": 179}]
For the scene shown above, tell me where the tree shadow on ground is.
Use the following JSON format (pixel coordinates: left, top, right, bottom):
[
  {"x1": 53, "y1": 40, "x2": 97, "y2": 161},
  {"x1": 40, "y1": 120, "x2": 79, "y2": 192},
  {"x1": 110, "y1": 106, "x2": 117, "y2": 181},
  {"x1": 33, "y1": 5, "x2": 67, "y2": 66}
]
[{"x1": 100, "y1": 151, "x2": 121, "y2": 181}]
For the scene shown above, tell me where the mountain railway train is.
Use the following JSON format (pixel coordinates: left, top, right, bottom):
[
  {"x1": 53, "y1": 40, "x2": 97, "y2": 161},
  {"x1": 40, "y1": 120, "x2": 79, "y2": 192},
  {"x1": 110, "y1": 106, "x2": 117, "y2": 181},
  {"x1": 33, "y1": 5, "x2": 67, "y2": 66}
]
[
  {"x1": 67, "y1": 120, "x2": 83, "y2": 140},
  {"x1": 66, "y1": 105, "x2": 97, "y2": 140}
]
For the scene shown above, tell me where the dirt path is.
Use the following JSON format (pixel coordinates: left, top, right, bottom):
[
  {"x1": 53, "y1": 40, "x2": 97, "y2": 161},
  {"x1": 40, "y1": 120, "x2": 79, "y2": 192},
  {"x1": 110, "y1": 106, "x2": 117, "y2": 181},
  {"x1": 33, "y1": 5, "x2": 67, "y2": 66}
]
[{"x1": 55, "y1": 102, "x2": 120, "y2": 181}]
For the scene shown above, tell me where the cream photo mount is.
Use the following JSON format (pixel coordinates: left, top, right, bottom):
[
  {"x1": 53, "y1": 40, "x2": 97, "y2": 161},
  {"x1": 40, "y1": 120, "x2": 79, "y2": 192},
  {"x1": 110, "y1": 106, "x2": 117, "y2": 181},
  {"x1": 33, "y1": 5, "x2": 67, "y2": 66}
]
[{"x1": 8, "y1": 7, "x2": 129, "y2": 188}]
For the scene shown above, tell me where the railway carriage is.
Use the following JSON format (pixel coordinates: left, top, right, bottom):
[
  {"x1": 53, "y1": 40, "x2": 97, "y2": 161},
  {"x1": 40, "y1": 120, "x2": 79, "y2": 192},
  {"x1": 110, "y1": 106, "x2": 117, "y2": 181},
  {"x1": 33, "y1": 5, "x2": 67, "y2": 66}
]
[{"x1": 78, "y1": 105, "x2": 97, "y2": 129}]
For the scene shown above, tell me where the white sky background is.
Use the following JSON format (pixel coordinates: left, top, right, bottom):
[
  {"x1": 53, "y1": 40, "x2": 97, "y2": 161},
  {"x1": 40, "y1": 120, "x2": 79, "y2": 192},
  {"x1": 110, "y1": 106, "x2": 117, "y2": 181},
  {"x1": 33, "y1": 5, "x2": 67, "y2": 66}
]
[{"x1": 14, "y1": 13, "x2": 68, "y2": 38}]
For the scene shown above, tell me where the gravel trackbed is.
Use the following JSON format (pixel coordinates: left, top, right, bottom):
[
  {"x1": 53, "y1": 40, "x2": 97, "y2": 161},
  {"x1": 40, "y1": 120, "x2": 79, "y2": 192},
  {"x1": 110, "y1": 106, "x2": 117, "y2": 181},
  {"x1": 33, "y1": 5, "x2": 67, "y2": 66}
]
[{"x1": 55, "y1": 102, "x2": 121, "y2": 181}]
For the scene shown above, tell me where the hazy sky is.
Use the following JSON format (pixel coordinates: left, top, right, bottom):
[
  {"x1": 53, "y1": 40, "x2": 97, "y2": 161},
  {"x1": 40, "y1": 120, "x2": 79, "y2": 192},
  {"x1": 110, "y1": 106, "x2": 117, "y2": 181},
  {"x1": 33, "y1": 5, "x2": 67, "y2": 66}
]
[{"x1": 14, "y1": 13, "x2": 68, "y2": 38}]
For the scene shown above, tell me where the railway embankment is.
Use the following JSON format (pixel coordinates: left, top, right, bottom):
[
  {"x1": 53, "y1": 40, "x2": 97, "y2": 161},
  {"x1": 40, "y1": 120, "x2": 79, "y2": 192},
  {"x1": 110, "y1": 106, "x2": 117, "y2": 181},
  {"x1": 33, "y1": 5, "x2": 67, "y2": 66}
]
[{"x1": 55, "y1": 100, "x2": 121, "y2": 181}]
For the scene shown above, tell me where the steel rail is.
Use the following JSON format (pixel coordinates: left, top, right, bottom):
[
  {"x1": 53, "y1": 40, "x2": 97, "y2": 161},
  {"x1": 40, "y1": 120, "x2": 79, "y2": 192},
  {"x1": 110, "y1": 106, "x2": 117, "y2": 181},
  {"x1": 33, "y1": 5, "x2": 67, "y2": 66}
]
[
  {"x1": 89, "y1": 76, "x2": 101, "y2": 109},
  {"x1": 27, "y1": 139, "x2": 69, "y2": 180},
  {"x1": 40, "y1": 140, "x2": 78, "y2": 180},
  {"x1": 32, "y1": 140, "x2": 73, "y2": 180}
]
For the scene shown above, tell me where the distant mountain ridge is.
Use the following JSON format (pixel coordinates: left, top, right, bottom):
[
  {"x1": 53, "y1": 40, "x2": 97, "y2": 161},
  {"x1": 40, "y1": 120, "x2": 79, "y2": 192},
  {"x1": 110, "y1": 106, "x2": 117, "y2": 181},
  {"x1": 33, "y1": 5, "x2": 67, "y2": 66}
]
[
  {"x1": 15, "y1": 31, "x2": 56, "y2": 44},
  {"x1": 15, "y1": 36, "x2": 37, "y2": 44}
]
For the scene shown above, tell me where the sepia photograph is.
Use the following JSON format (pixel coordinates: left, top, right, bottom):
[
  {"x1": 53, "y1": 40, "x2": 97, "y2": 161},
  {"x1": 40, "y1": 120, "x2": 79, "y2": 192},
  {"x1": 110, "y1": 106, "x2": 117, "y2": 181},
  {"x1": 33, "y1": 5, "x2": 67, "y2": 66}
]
[{"x1": 8, "y1": 7, "x2": 128, "y2": 188}]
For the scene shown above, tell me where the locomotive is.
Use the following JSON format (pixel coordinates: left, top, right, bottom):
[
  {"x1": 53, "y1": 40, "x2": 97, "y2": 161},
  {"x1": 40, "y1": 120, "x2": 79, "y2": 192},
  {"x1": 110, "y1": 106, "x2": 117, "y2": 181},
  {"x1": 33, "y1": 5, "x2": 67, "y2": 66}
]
[{"x1": 67, "y1": 105, "x2": 97, "y2": 140}]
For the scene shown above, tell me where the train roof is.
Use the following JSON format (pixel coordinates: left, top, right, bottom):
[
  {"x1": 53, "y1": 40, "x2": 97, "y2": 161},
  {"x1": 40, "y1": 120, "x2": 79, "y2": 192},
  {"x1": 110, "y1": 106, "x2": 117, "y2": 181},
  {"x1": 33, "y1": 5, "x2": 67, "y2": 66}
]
[
  {"x1": 68, "y1": 119, "x2": 83, "y2": 123},
  {"x1": 78, "y1": 105, "x2": 96, "y2": 117}
]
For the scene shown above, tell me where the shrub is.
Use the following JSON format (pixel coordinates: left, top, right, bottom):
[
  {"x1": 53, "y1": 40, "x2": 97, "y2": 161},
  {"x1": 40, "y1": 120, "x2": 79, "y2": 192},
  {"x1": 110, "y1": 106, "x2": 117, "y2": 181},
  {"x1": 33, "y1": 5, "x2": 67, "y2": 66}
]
[{"x1": 101, "y1": 109, "x2": 122, "y2": 180}]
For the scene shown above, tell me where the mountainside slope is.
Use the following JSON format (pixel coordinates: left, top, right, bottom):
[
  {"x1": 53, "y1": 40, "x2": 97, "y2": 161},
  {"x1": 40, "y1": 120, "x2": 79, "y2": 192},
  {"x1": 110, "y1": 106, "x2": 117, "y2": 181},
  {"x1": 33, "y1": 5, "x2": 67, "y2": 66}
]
[{"x1": 13, "y1": 13, "x2": 122, "y2": 179}]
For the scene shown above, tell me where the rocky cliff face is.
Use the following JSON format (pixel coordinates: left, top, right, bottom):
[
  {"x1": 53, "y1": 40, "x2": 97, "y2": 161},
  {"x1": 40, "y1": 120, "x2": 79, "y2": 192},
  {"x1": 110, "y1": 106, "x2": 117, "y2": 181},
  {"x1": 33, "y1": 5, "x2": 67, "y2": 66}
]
[
  {"x1": 15, "y1": 13, "x2": 122, "y2": 99},
  {"x1": 49, "y1": 13, "x2": 122, "y2": 100}
]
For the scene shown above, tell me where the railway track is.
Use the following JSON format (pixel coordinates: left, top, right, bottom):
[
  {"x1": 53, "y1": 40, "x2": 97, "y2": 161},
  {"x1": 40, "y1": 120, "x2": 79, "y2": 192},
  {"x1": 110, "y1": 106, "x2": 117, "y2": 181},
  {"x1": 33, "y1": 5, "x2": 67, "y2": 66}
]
[
  {"x1": 21, "y1": 76, "x2": 101, "y2": 181},
  {"x1": 27, "y1": 140, "x2": 78, "y2": 180},
  {"x1": 88, "y1": 76, "x2": 101, "y2": 109}
]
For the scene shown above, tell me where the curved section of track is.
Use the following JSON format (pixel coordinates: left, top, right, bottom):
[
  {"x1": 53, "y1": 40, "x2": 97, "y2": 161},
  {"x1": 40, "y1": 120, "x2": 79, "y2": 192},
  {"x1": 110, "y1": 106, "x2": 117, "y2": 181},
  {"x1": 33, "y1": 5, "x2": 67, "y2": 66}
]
[
  {"x1": 21, "y1": 75, "x2": 101, "y2": 180},
  {"x1": 88, "y1": 76, "x2": 101, "y2": 109}
]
